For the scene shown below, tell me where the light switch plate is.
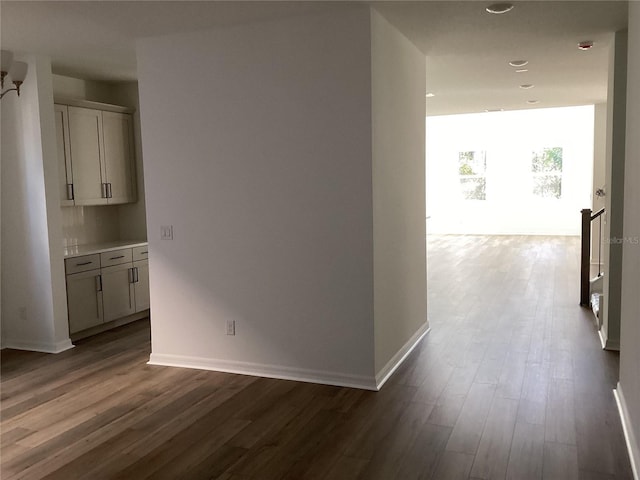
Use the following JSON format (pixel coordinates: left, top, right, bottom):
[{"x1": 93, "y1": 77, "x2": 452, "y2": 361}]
[{"x1": 160, "y1": 225, "x2": 173, "y2": 240}]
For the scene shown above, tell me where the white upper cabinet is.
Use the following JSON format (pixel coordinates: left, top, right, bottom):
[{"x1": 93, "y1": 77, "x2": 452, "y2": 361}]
[
  {"x1": 55, "y1": 100, "x2": 136, "y2": 206},
  {"x1": 68, "y1": 106, "x2": 108, "y2": 205},
  {"x1": 102, "y1": 112, "x2": 136, "y2": 204},
  {"x1": 54, "y1": 105, "x2": 74, "y2": 207}
]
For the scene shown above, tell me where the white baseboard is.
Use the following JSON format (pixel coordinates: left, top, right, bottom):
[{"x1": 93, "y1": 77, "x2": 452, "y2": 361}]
[
  {"x1": 2, "y1": 338, "x2": 74, "y2": 354},
  {"x1": 375, "y1": 321, "x2": 430, "y2": 390},
  {"x1": 614, "y1": 383, "x2": 640, "y2": 480},
  {"x1": 599, "y1": 329, "x2": 621, "y2": 351},
  {"x1": 149, "y1": 353, "x2": 378, "y2": 391}
]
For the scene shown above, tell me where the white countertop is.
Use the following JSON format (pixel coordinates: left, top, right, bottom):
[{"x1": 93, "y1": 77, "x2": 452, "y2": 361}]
[{"x1": 64, "y1": 240, "x2": 148, "y2": 259}]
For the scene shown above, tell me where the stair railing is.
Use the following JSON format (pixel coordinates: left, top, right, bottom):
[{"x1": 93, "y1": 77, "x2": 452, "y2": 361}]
[{"x1": 580, "y1": 207, "x2": 605, "y2": 306}]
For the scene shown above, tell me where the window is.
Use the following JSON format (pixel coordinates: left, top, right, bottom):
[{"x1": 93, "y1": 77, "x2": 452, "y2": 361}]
[
  {"x1": 531, "y1": 147, "x2": 562, "y2": 199},
  {"x1": 458, "y1": 150, "x2": 487, "y2": 200}
]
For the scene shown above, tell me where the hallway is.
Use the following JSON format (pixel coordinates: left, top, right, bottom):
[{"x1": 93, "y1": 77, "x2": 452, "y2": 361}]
[
  {"x1": 413, "y1": 234, "x2": 632, "y2": 479},
  {"x1": 0, "y1": 236, "x2": 633, "y2": 479}
]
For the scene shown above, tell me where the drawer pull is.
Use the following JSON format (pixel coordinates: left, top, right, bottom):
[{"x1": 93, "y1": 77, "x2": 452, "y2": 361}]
[
  {"x1": 141, "y1": 251, "x2": 148, "y2": 255},
  {"x1": 110, "y1": 255, "x2": 126, "y2": 260},
  {"x1": 76, "y1": 261, "x2": 93, "y2": 266}
]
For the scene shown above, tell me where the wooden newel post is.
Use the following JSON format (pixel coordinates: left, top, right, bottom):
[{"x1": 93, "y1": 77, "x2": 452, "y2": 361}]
[{"x1": 580, "y1": 208, "x2": 592, "y2": 306}]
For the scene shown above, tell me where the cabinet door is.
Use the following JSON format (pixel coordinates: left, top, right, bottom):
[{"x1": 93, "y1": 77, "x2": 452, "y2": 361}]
[
  {"x1": 102, "y1": 112, "x2": 136, "y2": 204},
  {"x1": 101, "y1": 263, "x2": 136, "y2": 322},
  {"x1": 54, "y1": 105, "x2": 74, "y2": 206},
  {"x1": 66, "y1": 269, "x2": 103, "y2": 334},
  {"x1": 133, "y1": 260, "x2": 150, "y2": 312},
  {"x1": 68, "y1": 107, "x2": 108, "y2": 205}
]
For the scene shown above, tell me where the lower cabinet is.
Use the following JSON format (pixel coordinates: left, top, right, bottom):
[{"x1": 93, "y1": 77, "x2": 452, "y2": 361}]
[
  {"x1": 66, "y1": 269, "x2": 103, "y2": 334},
  {"x1": 102, "y1": 263, "x2": 136, "y2": 322},
  {"x1": 133, "y1": 260, "x2": 150, "y2": 312},
  {"x1": 65, "y1": 246, "x2": 149, "y2": 336}
]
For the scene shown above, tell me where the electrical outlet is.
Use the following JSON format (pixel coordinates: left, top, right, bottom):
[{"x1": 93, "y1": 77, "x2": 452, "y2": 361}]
[
  {"x1": 160, "y1": 225, "x2": 173, "y2": 240},
  {"x1": 226, "y1": 320, "x2": 236, "y2": 336}
]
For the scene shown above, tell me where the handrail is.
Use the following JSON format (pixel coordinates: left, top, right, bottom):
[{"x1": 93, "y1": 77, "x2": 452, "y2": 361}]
[
  {"x1": 580, "y1": 207, "x2": 605, "y2": 306},
  {"x1": 591, "y1": 207, "x2": 605, "y2": 220}
]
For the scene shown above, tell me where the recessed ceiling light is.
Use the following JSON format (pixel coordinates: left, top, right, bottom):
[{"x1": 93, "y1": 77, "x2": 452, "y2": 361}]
[
  {"x1": 485, "y1": 109, "x2": 504, "y2": 112},
  {"x1": 520, "y1": 84, "x2": 535, "y2": 89},
  {"x1": 578, "y1": 40, "x2": 594, "y2": 50},
  {"x1": 426, "y1": 92, "x2": 435, "y2": 98},
  {"x1": 486, "y1": 2, "x2": 514, "y2": 14},
  {"x1": 516, "y1": 69, "x2": 529, "y2": 73},
  {"x1": 509, "y1": 60, "x2": 529, "y2": 67},
  {"x1": 527, "y1": 100, "x2": 540, "y2": 104}
]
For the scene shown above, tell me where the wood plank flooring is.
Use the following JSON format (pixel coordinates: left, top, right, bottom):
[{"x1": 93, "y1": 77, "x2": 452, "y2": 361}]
[{"x1": 1, "y1": 235, "x2": 633, "y2": 479}]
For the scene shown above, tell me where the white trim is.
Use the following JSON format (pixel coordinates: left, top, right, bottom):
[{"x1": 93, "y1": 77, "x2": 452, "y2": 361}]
[
  {"x1": 614, "y1": 383, "x2": 640, "y2": 480},
  {"x1": 2, "y1": 338, "x2": 74, "y2": 354},
  {"x1": 375, "y1": 321, "x2": 430, "y2": 390},
  {"x1": 148, "y1": 353, "x2": 378, "y2": 391},
  {"x1": 598, "y1": 329, "x2": 621, "y2": 351},
  {"x1": 54, "y1": 96, "x2": 135, "y2": 114}
]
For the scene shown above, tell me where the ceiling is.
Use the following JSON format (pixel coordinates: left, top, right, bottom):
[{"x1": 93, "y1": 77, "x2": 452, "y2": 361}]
[
  {"x1": 0, "y1": 1, "x2": 629, "y2": 116},
  {"x1": 375, "y1": 1, "x2": 629, "y2": 115}
]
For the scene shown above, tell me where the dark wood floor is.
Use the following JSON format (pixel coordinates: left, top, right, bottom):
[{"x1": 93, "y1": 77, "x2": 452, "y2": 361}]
[{"x1": 1, "y1": 235, "x2": 633, "y2": 479}]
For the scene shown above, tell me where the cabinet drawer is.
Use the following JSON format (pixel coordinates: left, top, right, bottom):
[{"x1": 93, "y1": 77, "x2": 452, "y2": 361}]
[
  {"x1": 100, "y1": 248, "x2": 133, "y2": 267},
  {"x1": 132, "y1": 245, "x2": 149, "y2": 262},
  {"x1": 65, "y1": 254, "x2": 101, "y2": 274}
]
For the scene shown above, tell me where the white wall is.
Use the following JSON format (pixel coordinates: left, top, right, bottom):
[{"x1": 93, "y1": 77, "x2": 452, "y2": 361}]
[
  {"x1": 1, "y1": 56, "x2": 72, "y2": 352},
  {"x1": 370, "y1": 9, "x2": 428, "y2": 380},
  {"x1": 110, "y1": 82, "x2": 148, "y2": 241},
  {"x1": 602, "y1": 31, "x2": 628, "y2": 351},
  {"x1": 52, "y1": 74, "x2": 115, "y2": 104},
  {"x1": 426, "y1": 107, "x2": 593, "y2": 236},
  {"x1": 592, "y1": 103, "x2": 607, "y2": 263},
  {"x1": 138, "y1": 6, "x2": 379, "y2": 388},
  {"x1": 618, "y1": 2, "x2": 640, "y2": 475}
]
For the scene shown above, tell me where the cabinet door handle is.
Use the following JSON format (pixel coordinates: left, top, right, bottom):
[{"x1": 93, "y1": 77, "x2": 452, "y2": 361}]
[
  {"x1": 66, "y1": 184, "x2": 74, "y2": 200},
  {"x1": 76, "y1": 261, "x2": 93, "y2": 266},
  {"x1": 110, "y1": 255, "x2": 126, "y2": 260},
  {"x1": 95, "y1": 274, "x2": 102, "y2": 292},
  {"x1": 128, "y1": 270, "x2": 133, "y2": 309},
  {"x1": 107, "y1": 183, "x2": 112, "y2": 198},
  {"x1": 134, "y1": 267, "x2": 139, "y2": 283},
  {"x1": 101, "y1": 183, "x2": 107, "y2": 198}
]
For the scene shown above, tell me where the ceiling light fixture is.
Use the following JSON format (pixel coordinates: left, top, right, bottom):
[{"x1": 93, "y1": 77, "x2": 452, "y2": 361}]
[
  {"x1": 516, "y1": 69, "x2": 529, "y2": 73},
  {"x1": 519, "y1": 84, "x2": 535, "y2": 89},
  {"x1": 578, "y1": 40, "x2": 594, "y2": 50},
  {"x1": 509, "y1": 60, "x2": 529, "y2": 67},
  {"x1": 527, "y1": 100, "x2": 540, "y2": 104},
  {"x1": 485, "y1": 109, "x2": 504, "y2": 112},
  {"x1": 426, "y1": 92, "x2": 435, "y2": 98},
  {"x1": 1, "y1": 50, "x2": 28, "y2": 100},
  {"x1": 486, "y1": 2, "x2": 514, "y2": 14}
]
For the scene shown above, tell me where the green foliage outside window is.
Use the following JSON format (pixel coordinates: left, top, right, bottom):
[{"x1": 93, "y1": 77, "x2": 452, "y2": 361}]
[
  {"x1": 532, "y1": 147, "x2": 562, "y2": 173},
  {"x1": 460, "y1": 178, "x2": 487, "y2": 200},
  {"x1": 458, "y1": 151, "x2": 486, "y2": 200},
  {"x1": 532, "y1": 147, "x2": 562, "y2": 199}
]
